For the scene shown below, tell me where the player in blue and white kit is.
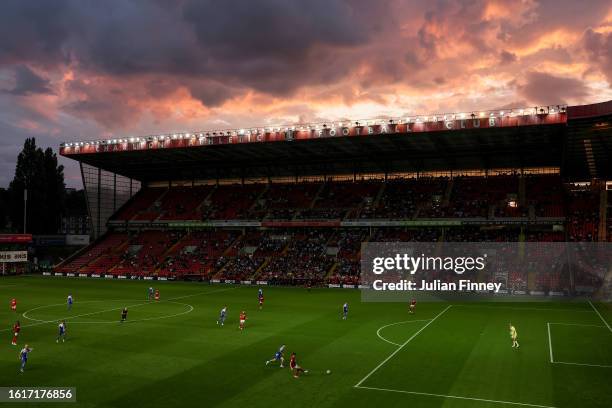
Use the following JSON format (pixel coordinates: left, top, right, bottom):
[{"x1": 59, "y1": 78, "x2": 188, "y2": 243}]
[
  {"x1": 19, "y1": 344, "x2": 32, "y2": 373},
  {"x1": 265, "y1": 344, "x2": 285, "y2": 368},
  {"x1": 67, "y1": 294, "x2": 73, "y2": 311},
  {"x1": 217, "y1": 306, "x2": 227, "y2": 326},
  {"x1": 258, "y1": 288, "x2": 264, "y2": 310},
  {"x1": 148, "y1": 287, "x2": 154, "y2": 300},
  {"x1": 56, "y1": 321, "x2": 66, "y2": 343},
  {"x1": 342, "y1": 302, "x2": 348, "y2": 320}
]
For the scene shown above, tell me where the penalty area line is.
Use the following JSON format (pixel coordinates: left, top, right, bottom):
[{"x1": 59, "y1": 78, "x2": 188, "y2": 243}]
[
  {"x1": 551, "y1": 361, "x2": 612, "y2": 368},
  {"x1": 547, "y1": 323, "x2": 554, "y2": 363},
  {"x1": 548, "y1": 322, "x2": 606, "y2": 328},
  {"x1": 354, "y1": 305, "x2": 452, "y2": 387},
  {"x1": 588, "y1": 301, "x2": 612, "y2": 333},
  {"x1": 354, "y1": 385, "x2": 558, "y2": 408}
]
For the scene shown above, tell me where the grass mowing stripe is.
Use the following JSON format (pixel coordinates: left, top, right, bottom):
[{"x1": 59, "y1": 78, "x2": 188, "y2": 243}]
[
  {"x1": 2, "y1": 277, "x2": 610, "y2": 408},
  {"x1": 1, "y1": 286, "x2": 233, "y2": 332},
  {"x1": 354, "y1": 304, "x2": 452, "y2": 387},
  {"x1": 588, "y1": 301, "x2": 612, "y2": 333},
  {"x1": 354, "y1": 385, "x2": 559, "y2": 408}
]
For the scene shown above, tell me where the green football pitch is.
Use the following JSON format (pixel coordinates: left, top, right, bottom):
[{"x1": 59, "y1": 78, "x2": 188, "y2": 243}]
[{"x1": 1, "y1": 276, "x2": 610, "y2": 408}]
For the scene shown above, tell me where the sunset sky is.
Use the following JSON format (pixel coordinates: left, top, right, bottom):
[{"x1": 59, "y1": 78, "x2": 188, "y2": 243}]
[{"x1": 1, "y1": 0, "x2": 611, "y2": 187}]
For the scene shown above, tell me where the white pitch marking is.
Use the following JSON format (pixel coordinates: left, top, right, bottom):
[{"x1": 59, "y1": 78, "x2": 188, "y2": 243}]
[
  {"x1": 547, "y1": 323, "x2": 554, "y2": 363},
  {"x1": 1, "y1": 286, "x2": 233, "y2": 332},
  {"x1": 588, "y1": 300, "x2": 612, "y2": 333},
  {"x1": 551, "y1": 361, "x2": 612, "y2": 368},
  {"x1": 23, "y1": 300, "x2": 194, "y2": 324},
  {"x1": 376, "y1": 319, "x2": 432, "y2": 346},
  {"x1": 454, "y1": 304, "x2": 593, "y2": 313},
  {"x1": 354, "y1": 385, "x2": 559, "y2": 408},
  {"x1": 548, "y1": 322, "x2": 605, "y2": 328},
  {"x1": 354, "y1": 305, "x2": 452, "y2": 387},
  {"x1": 64, "y1": 301, "x2": 194, "y2": 324}
]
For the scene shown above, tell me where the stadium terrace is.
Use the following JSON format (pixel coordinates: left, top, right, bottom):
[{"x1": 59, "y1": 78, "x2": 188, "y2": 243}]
[{"x1": 48, "y1": 99, "x2": 612, "y2": 296}]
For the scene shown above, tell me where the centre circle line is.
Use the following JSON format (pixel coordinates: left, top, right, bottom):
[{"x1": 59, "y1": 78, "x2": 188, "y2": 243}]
[
  {"x1": 21, "y1": 299, "x2": 194, "y2": 324},
  {"x1": 376, "y1": 319, "x2": 433, "y2": 346}
]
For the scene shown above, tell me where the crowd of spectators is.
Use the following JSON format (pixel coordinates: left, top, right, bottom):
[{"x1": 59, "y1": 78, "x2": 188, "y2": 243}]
[{"x1": 57, "y1": 175, "x2": 607, "y2": 294}]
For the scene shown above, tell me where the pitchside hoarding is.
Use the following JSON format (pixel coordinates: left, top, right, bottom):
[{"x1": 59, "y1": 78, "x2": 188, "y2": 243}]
[
  {"x1": 360, "y1": 242, "x2": 611, "y2": 302},
  {"x1": 0, "y1": 251, "x2": 28, "y2": 263}
]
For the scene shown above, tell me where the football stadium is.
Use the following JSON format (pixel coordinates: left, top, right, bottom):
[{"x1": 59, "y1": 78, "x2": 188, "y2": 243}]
[
  {"x1": 1, "y1": 100, "x2": 610, "y2": 408},
  {"x1": 1, "y1": 2, "x2": 612, "y2": 408}
]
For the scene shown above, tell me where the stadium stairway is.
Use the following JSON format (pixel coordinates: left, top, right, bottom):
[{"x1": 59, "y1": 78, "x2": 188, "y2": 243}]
[
  {"x1": 79, "y1": 235, "x2": 130, "y2": 273},
  {"x1": 249, "y1": 235, "x2": 291, "y2": 280},
  {"x1": 442, "y1": 178, "x2": 454, "y2": 207},
  {"x1": 250, "y1": 257, "x2": 271, "y2": 280},
  {"x1": 488, "y1": 204, "x2": 495, "y2": 218},
  {"x1": 151, "y1": 234, "x2": 189, "y2": 274},
  {"x1": 211, "y1": 262, "x2": 230, "y2": 280},
  {"x1": 128, "y1": 188, "x2": 169, "y2": 221},
  {"x1": 372, "y1": 182, "x2": 386, "y2": 208},
  {"x1": 249, "y1": 183, "x2": 269, "y2": 215},
  {"x1": 598, "y1": 183, "x2": 607, "y2": 242},
  {"x1": 54, "y1": 232, "x2": 116, "y2": 271},
  {"x1": 199, "y1": 184, "x2": 217, "y2": 211},
  {"x1": 309, "y1": 181, "x2": 327, "y2": 209},
  {"x1": 325, "y1": 261, "x2": 339, "y2": 281}
]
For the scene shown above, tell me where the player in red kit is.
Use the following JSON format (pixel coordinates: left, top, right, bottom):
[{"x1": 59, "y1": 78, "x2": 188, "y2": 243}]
[
  {"x1": 11, "y1": 320, "x2": 20, "y2": 345},
  {"x1": 289, "y1": 352, "x2": 307, "y2": 378},
  {"x1": 11, "y1": 298, "x2": 17, "y2": 312},
  {"x1": 409, "y1": 298, "x2": 417, "y2": 314},
  {"x1": 239, "y1": 311, "x2": 247, "y2": 331},
  {"x1": 154, "y1": 289, "x2": 160, "y2": 301}
]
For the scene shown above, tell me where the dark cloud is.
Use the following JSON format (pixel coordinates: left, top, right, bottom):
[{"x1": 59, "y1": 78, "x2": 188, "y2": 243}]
[
  {"x1": 499, "y1": 50, "x2": 517, "y2": 64},
  {"x1": 583, "y1": 28, "x2": 612, "y2": 85},
  {"x1": 61, "y1": 77, "x2": 144, "y2": 129},
  {"x1": 0, "y1": 0, "x2": 610, "y2": 188},
  {"x1": 7, "y1": 65, "x2": 53, "y2": 96},
  {"x1": 183, "y1": 0, "x2": 368, "y2": 60},
  {"x1": 0, "y1": 0, "x2": 390, "y2": 99},
  {"x1": 188, "y1": 81, "x2": 241, "y2": 108},
  {"x1": 404, "y1": 51, "x2": 425, "y2": 69},
  {"x1": 0, "y1": 0, "x2": 73, "y2": 67},
  {"x1": 433, "y1": 76, "x2": 446, "y2": 85},
  {"x1": 518, "y1": 72, "x2": 590, "y2": 105}
]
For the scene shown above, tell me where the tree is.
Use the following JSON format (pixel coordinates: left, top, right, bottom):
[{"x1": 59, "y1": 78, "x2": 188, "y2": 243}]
[
  {"x1": 0, "y1": 187, "x2": 8, "y2": 231},
  {"x1": 8, "y1": 138, "x2": 66, "y2": 234}
]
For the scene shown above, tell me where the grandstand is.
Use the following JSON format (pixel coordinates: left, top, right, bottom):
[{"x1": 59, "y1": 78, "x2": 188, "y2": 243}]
[{"x1": 55, "y1": 101, "x2": 612, "y2": 296}]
